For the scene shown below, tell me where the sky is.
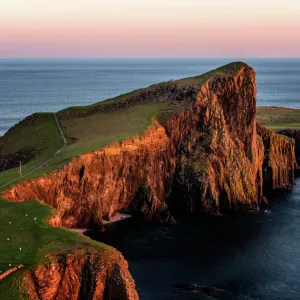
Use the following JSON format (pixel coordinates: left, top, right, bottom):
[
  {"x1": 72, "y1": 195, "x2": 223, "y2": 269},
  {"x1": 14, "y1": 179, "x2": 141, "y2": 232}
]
[{"x1": 0, "y1": 0, "x2": 299, "y2": 58}]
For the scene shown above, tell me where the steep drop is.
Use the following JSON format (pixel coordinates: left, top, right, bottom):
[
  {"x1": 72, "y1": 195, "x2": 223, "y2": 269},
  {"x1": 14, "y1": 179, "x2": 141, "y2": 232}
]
[{"x1": 3, "y1": 62, "x2": 296, "y2": 228}]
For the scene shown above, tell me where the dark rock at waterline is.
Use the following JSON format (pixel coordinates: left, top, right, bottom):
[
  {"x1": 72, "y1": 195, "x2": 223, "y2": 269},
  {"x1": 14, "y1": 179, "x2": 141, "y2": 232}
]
[
  {"x1": 277, "y1": 129, "x2": 300, "y2": 165},
  {"x1": 174, "y1": 283, "x2": 256, "y2": 300},
  {"x1": 174, "y1": 283, "x2": 224, "y2": 295}
]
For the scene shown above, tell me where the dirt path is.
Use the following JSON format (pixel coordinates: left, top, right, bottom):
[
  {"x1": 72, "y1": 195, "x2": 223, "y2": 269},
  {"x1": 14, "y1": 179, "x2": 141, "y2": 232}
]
[
  {"x1": 0, "y1": 113, "x2": 67, "y2": 191},
  {"x1": 0, "y1": 265, "x2": 24, "y2": 281}
]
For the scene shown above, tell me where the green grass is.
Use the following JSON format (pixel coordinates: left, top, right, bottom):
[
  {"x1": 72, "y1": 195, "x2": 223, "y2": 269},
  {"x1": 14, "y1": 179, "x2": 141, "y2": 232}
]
[
  {"x1": 0, "y1": 271, "x2": 25, "y2": 300},
  {"x1": 0, "y1": 199, "x2": 109, "y2": 299},
  {"x1": 257, "y1": 107, "x2": 300, "y2": 130},
  {"x1": 0, "y1": 62, "x2": 248, "y2": 298},
  {"x1": 59, "y1": 61, "x2": 245, "y2": 118},
  {"x1": 59, "y1": 102, "x2": 177, "y2": 158},
  {"x1": 172, "y1": 61, "x2": 245, "y2": 86},
  {"x1": 0, "y1": 113, "x2": 62, "y2": 158},
  {"x1": 0, "y1": 102, "x2": 176, "y2": 189},
  {"x1": 0, "y1": 113, "x2": 64, "y2": 189},
  {"x1": 0, "y1": 62, "x2": 246, "y2": 189}
]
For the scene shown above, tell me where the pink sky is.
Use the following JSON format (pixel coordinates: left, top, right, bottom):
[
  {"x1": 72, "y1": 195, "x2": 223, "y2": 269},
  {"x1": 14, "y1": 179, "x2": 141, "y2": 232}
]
[{"x1": 0, "y1": 0, "x2": 300, "y2": 58}]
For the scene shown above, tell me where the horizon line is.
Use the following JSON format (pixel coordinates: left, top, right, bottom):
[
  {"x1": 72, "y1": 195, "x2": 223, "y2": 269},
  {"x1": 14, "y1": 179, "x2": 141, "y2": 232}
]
[{"x1": 1, "y1": 57, "x2": 300, "y2": 60}]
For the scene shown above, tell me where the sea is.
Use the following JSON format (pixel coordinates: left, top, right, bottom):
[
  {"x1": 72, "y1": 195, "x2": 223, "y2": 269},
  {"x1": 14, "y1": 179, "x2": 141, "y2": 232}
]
[
  {"x1": 0, "y1": 58, "x2": 300, "y2": 136},
  {"x1": 1, "y1": 58, "x2": 300, "y2": 300},
  {"x1": 93, "y1": 179, "x2": 300, "y2": 300}
]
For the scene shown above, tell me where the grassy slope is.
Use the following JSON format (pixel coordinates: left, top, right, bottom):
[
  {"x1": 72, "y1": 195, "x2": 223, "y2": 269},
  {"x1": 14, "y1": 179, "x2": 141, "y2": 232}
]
[
  {"x1": 0, "y1": 62, "x2": 245, "y2": 189},
  {"x1": 0, "y1": 199, "x2": 109, "y2": 299},
  {"x1": 0, "y1": 102, "x2": 176, "y2": 188},
  {"x1": 256, "y1": 107, "x2": 300, "y2": 130},
  {"x1": 0, "y1": 113, "x2": 63, "y2": 188},
  {"x1": 2, "y1": 62, "x2": 293, "y2": 298},
  {"x1": 56, "y1": 102, "x2": 176, "y2": 164}
]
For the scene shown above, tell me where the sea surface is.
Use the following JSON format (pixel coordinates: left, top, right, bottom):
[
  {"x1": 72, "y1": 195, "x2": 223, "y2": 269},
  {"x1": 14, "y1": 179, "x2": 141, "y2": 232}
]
[
  {"x1": 0, "y1": 58, "x2": 300, "y2": 136},
  {"x1": 2, "y1": 58, "x2": 300, "y2": 299},
  {"x1": 91, "y1": 178, "x2": 300, "y2": 300}
]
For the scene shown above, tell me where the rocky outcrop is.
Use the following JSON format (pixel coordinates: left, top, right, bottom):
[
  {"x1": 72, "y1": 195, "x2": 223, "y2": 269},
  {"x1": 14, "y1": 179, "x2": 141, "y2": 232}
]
[
  {"x1": 3, "y1": 124, "x2": 176, "y2": 228},
  {"x1": 22, "y1": 249, "x2": 139, "y2": 300},
  {"x1": 166, "y1": 66, "x2": 265, "y2": 213},
  {"x1": 0, "y1": 151, "x2": 36, "y2": 172},
  {"x1": 276, "y1": 129, "x2": 300, "y2": 165},
  {"x1": 257, "y1": 125, "x2": 296, "y2": 190},
  {"x1": 2, "y1": 62, "x2": 296, "y2": 227}
]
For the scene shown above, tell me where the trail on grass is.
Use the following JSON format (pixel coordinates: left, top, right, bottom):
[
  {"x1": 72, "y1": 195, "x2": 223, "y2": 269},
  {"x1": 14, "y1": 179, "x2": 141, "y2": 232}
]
[
  {"x1": 0, "y1": 113, "x2": 67, "y2": 191},
  {"x1": 0, "y1": 265, "x2": 24, "y2": 281}
]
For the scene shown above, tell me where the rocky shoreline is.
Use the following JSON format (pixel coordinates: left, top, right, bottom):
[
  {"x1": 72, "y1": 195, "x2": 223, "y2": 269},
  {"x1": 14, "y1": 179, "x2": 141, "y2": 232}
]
[{"x1": 1, "y1": 62, "x2": 299, "y2": 299}]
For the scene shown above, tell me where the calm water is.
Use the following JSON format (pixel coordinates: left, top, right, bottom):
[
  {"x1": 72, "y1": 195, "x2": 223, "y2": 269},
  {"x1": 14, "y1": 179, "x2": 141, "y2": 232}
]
[
  {"x1": 1, "y1": 58, "x2": 300, "y2": 136},
  {"x1": 1, "y1": 59, "x2": 300, "y2": 298},
  {"x1": 92, "y1": 177, "x2": 300, "y2": 300}
]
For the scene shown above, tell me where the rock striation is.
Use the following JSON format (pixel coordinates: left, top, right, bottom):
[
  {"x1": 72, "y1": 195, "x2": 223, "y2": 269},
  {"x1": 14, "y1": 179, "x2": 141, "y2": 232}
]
[
  {"x1": 257, "y1": 125, "x2": 295, "y2": 190},
  {"x1": 3, "y1": 62, "x2": 296, "y2": 228},
  {"x1": 22, "y1": 249, "x2": 139, "y2": 300},
  {"x1": 276, "y1": 129, "x2": 300, "y2": 165}
]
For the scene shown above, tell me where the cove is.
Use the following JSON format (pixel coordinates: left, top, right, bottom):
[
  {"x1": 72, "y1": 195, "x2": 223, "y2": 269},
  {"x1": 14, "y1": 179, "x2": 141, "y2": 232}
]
[{"x1": 88, "y1": 177, "x2": 300, "y2": 300}]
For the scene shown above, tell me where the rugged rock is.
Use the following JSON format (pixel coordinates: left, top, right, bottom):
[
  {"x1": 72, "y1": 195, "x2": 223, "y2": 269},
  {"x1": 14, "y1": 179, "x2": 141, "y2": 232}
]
[
  {"x1": 276, "y1": 129, "x2": 300, "y2": 165},
  {"x1": 2, "y1": 62, "x2": 296, "y2": 227},
  {"x1": 174, "y1": 283, "x2": 224, "y2": 295},
  {"x1": 22, "y1": 249, "x2": 139, "y2": 300},
  {"x1": 3, "y1": 124, "x2": 176, "y2": 228},
  {"x1": 166, "y1": 66, "x2": 265, "y2": 213},
  {"x1": 257, "y1": 125, "x2": 296, "y2": 190},
  {"x1": 174, "y1": 283, "x2": 249, "y2": 300},
  {"x1": 60, "y1": 84, "x2": 199, "y2": 119},
  {"x1": 0, "y1": 151, "x2": 36, "y2": 172}
]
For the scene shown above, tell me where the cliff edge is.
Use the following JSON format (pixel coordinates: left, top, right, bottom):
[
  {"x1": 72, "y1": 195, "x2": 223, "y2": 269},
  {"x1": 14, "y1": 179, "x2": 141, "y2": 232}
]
[
  {"x1": 0, "y1": 199, "x2": 138, "y2": 300},
  {"x1": 2, "y1": 62, "x2": 296, "y2": 228},
  {"x1": 22, "y1": 250, "x2": 138, "y2": 300}
]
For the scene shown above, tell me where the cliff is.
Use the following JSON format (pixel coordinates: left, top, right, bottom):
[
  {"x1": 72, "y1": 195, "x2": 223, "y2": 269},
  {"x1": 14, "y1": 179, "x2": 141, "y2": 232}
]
[
  {"x1": 0, "y1": 198, "x2": 139, "y2": 300},
  {"x1": 276, "y1": 129, "x2": 300, "y2": 165},
  {"x1": 166, "y1": 66, "x2": 265, "y2": 213},
  {"x1": 257, "y1": 125, "x2": 295, "y2": 190},
  {"x1": 2, "y1": 62, "x2": 296, "y2": 228},
  {"x1": 2, "y1": 124, "x2": 176, "y2": 228},
  {"x1": 22, "y1": 249, "x2": 138, "y2": 300}
]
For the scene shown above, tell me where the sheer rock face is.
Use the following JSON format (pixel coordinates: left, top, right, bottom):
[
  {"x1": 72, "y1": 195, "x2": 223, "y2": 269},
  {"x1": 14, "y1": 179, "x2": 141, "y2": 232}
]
[
  {"x1": 3, "y1": 124, "x2": 176, "y2": 228},
  {"x1": 166, "y1": 66, "x2": 265, "y2": 213},
  {"x1": 22, "y1": 250, "x2": 139, "y2": 300},
  {"x1": 3, "y1": 63, "x2": 296, "y2": 227},
  {"x1": 276, "y1": 129, "x2": 300, "y2": 165},
  {"x1": 257, "y1": 125, "x2": 296, "y2": 190}
]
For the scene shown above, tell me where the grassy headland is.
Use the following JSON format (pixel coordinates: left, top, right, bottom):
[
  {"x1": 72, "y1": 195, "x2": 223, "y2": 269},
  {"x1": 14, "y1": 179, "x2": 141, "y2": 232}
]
[
  {"x1": 0, "y1": 62, "x2": 246, "y2": 189},
  {"x1": 0, "y1": 199, "x2": 109, "y2": 299},
  {"x1": 0, "y1": 62, "x2": 299, "y2": 298},
  {"x1": 256, "y1": 107, "x2": 300, "y2": 130}
]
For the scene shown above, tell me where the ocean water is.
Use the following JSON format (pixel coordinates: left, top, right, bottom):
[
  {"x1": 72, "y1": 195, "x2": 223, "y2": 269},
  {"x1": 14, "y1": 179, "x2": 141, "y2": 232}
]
[
  {"x1": 93, "y1": 178, "x2": 300, "y2": 300},
  {"x1": 0, "y1": 58, "x2": 300, "y2": 136},
  {"x1": 1, "y1": 59, "x2": 300, "y2": 299}
]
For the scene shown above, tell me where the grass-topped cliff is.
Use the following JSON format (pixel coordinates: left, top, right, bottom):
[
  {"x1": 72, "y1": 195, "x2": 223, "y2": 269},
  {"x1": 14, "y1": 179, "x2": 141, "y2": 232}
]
[
  {"x1": 0, "y1": 199, "x2": 112, "y2": 299},
  {"x1": 257, "y1": 107, "x2": 300, "y2": 130},
  {"x1": 0, "y1": 62, "x2": 246, "y2": 190},
  {"x1": 0, "y1": 61, "x2": 249, "y2": 300},
  {"x1": 0, "y1": 62, "x2": 297, "y2": 299}
]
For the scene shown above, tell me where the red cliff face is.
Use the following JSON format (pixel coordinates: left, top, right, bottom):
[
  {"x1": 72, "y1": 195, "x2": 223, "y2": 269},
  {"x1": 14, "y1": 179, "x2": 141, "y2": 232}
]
[
  {"x1": 257, "y1": 125, "x2": 296, "y2": 190},
  {"x1": 22, "y1": 249, "x2": 139, "y2": 300},
  {"x1": 276, "y1": 129, "x2": 300, "y2": 166},
  {"x1": 3, "y1": 63, "x2": 296, "y2": 227},
  {"x1": 166, "y1": 66, "x2": 265, "y2": 213},
  {"x1": 3, "y1": 124, "x2": 176, "y2": 228}
]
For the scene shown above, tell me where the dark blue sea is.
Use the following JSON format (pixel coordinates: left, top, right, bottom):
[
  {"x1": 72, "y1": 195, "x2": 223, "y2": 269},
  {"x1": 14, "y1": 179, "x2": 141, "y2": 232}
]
[
  {"x1": 92, "y1": 178, "x2": 300, "y2": 300},
  {"x1": 1, "y1": 58, "x2": 300, "y2": 300},
  {"x1": 0, "y1": 58, "x2": 300, "y2": 136}
]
